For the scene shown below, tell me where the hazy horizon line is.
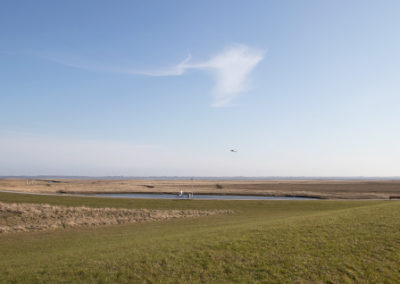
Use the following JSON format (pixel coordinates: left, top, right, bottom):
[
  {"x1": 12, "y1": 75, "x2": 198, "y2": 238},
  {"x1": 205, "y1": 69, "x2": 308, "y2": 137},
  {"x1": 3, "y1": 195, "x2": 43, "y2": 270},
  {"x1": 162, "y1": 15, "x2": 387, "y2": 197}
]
[{"x1": 2, "y1": 175, "x2": 400, "y2": 181}]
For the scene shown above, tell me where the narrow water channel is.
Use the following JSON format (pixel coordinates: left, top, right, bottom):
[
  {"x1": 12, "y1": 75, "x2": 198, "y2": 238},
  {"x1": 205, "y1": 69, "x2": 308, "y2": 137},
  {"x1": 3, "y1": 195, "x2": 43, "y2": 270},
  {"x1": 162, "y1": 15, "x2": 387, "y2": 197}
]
[{"x1": 92, "y1": 193, "x2": 316, "y2": 200}]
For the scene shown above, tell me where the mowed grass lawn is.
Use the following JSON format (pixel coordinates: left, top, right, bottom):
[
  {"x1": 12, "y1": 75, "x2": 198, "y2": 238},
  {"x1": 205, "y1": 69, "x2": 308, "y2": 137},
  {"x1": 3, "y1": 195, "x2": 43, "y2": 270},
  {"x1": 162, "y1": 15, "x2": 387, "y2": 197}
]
[{"x1": 1, "y1": 192, "x2": 400, "y2": 283}]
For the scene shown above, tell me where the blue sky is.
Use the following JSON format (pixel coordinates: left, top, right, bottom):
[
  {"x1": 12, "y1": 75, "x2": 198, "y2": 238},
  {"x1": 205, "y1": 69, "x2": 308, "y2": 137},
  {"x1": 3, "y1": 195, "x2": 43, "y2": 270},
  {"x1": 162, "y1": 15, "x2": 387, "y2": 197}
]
[{"x1": 1, "y1": 0, "x2": 399, "y2": 176}]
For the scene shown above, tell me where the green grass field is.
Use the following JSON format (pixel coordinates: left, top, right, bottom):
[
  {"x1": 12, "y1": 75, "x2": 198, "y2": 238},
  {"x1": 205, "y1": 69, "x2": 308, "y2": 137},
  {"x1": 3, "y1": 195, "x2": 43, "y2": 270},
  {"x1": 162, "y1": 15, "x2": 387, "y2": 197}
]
[{"x1": 1, "y1": 192, "x2": 400, "y2": 283}]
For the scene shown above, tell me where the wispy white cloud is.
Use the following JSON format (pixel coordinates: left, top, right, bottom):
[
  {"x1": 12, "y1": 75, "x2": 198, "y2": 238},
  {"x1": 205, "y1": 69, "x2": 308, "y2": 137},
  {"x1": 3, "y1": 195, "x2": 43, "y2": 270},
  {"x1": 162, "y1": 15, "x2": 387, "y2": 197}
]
[
  {"x1": 190, "y1": 45, "x2": 264, "y2": 107},
  {"x1": 135, "y1": 54, "x2": 192, "y2": 76},
  {"x1": 44, "y1": 44, "x2": 264, "y2": 106},
  {"x1": 134, "y1": 44, "x2": 264, "y2": 106}
]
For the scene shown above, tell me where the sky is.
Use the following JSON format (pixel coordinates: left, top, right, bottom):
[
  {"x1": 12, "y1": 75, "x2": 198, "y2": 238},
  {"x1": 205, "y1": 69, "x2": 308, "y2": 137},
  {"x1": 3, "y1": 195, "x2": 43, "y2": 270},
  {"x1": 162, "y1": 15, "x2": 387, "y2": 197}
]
[{"x1": 1, "y1": 0, "x2": 400, "y2": 176}]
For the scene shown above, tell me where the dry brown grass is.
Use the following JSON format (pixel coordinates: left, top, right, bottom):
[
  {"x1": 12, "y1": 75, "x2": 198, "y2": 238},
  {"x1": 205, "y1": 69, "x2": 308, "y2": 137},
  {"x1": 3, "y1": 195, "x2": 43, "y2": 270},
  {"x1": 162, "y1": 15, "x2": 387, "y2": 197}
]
[
  {"x1": 0, "y1": 202, "x2": 232, "y2": 234},
  {"x1": 1, "y1": 178, "x2": 400, "y2": 199}
]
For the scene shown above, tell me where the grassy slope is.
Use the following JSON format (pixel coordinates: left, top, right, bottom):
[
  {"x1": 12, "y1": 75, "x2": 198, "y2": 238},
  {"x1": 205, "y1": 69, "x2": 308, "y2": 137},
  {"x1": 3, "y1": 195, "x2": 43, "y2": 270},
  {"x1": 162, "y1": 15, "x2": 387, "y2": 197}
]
[{"x1": 0, "y1": 192, "x2": 399, "y2": 283}]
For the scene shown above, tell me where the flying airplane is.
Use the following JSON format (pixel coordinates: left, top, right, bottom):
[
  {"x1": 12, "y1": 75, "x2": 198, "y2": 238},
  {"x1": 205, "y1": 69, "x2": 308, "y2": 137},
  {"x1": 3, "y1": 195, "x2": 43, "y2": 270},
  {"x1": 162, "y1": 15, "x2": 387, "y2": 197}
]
[{"x1": 230, "y1": 149, "x2": 238, "y2": 153}]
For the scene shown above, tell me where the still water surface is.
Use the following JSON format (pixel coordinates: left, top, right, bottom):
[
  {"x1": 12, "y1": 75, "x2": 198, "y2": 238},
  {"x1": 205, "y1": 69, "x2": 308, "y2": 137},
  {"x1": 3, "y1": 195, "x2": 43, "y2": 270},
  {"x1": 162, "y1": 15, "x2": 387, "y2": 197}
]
[{"x1": 93, "y1": 193, "x2": 316, "y2": 200}]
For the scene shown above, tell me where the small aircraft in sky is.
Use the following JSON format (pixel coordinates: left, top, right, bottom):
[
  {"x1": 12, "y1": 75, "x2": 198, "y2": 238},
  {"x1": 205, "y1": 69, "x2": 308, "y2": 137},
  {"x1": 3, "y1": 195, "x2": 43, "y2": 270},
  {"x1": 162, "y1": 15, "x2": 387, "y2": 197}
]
[{"x1": 230, "y1": 149, "x2": 238, "y2": 153}]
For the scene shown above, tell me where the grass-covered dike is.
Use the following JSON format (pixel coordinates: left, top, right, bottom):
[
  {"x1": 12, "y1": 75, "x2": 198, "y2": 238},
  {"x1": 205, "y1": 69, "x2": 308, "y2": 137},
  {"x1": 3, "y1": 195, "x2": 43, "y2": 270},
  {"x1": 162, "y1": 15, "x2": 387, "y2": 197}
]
[{"x1": 1, "y1": 192, "x2": 400, "y2": 283}]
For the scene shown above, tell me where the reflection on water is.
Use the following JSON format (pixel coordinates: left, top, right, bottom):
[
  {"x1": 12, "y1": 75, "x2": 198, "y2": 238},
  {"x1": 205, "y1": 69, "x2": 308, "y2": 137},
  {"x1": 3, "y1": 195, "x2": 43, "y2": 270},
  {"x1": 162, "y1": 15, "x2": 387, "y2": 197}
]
[{"x1": 92, "y1": 193, "x2": 316, "y2": 200}]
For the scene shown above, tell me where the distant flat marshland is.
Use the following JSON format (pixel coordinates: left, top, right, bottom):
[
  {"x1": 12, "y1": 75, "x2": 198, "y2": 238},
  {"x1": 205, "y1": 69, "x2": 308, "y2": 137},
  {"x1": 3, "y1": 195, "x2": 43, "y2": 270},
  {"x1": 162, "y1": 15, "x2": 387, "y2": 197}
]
[{"x1": 1, "y1": 178, "x2": 400, "y2": 199}]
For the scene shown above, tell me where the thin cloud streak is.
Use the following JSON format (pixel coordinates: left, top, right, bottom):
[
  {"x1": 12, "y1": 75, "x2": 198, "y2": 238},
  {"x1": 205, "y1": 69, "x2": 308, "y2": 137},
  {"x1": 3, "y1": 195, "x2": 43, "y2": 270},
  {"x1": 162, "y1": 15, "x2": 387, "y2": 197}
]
[
  {"x1": 44, "y1": 44, "x2": 264, "y2": 106},
  {"x1": 141, "y1": 44, "x2": 264, "y2": 106},
  {"x1": 194, "y1": 45, "x2": 264, "y2": 107}
]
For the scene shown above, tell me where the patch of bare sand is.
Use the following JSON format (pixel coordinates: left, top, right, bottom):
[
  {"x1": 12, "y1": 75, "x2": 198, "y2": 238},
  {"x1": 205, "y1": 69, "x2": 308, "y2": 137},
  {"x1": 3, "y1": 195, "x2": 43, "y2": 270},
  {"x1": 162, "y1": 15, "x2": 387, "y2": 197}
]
[{"x1": 0, "y1": 202, "x2": 232, "y2": 234}]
